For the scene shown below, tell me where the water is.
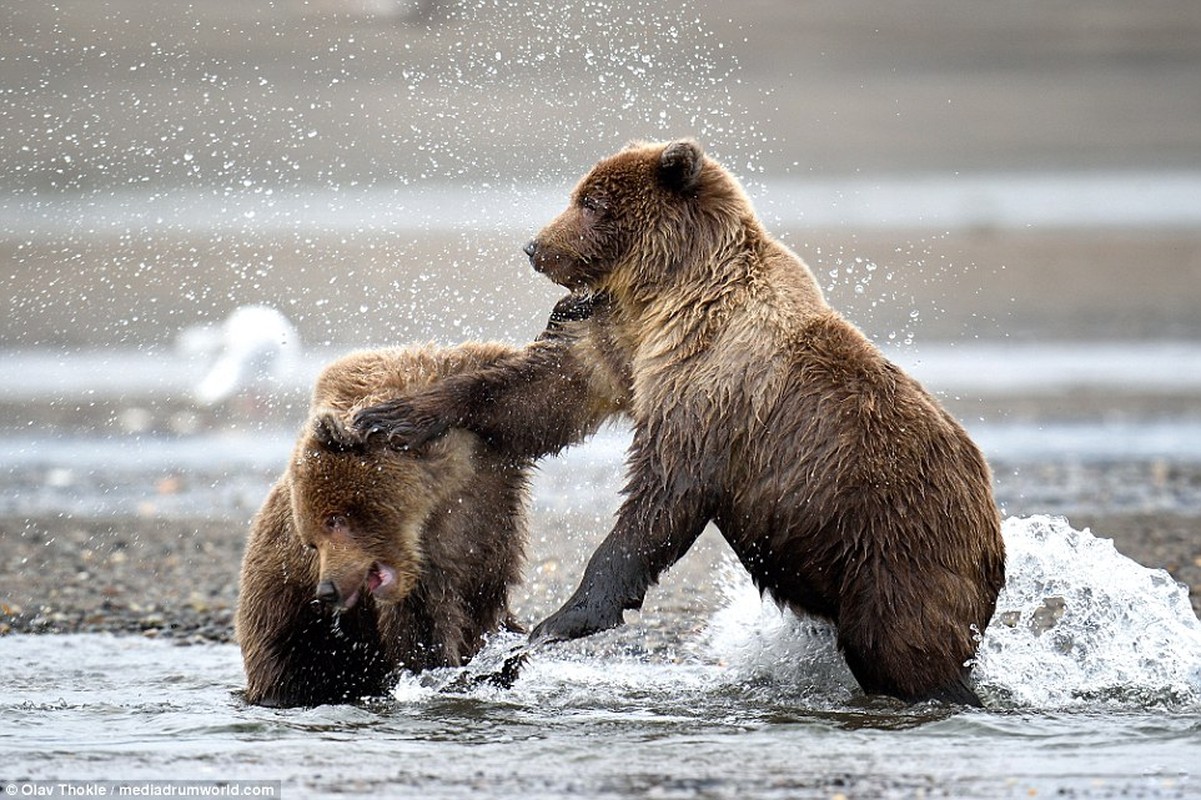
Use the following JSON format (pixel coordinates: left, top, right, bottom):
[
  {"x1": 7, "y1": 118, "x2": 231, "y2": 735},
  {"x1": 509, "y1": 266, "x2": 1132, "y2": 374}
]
[
  {"x1": 6, "y1": 171, "x2": 1200, "y2": 238},
  {"x1": 8, "y1": 340, "x2": 1201, "y2": 402},
  {"x1": 976, "y1": 517, "x2": 1201, "y2": 709},
  {"x1": 2, "y1": 341, "x2": 1200, "y2": 797},
  {"x1": 2, "y1": 515, "x2": 1199, "y2": 798},
  {"x1": 2, "y1": 359, "x2": 1199, "y2": 798}
]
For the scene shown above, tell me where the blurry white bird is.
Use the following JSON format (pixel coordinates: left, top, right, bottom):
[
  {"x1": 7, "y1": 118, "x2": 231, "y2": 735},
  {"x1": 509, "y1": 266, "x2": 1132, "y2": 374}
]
[{"x1": 178, "y1": 305, "x2": 301, "y2": 407}]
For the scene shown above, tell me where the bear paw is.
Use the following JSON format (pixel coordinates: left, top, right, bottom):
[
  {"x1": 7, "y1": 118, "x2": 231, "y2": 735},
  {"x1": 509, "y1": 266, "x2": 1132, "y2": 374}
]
[
  {"x1": 311, "y1": 410, "x2": 365, "y2": 453},
  {"x1": 529, "y1": 599, "x2": 625, "y2": 646},
  {"x1": 352, "y1": 398, "x2": 451, "y2": 450}
]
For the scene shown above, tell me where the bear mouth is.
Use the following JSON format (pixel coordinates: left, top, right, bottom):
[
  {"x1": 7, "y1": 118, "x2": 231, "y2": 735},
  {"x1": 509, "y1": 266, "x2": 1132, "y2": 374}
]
[{"x1": 324, "y1": 563, "x2": 398, "y2": 612}]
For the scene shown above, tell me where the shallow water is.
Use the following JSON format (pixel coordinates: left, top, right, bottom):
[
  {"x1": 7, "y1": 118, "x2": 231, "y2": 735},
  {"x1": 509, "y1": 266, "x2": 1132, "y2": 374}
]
[
  {"x1": 2, "y1": 346, "x2": 1201, "y2": 797},
  {"x1": 7, "y1": 340, "x2": 1201, "y2": 402},
  {"x1": 1, "y1": 349, "x2": 1200, "y2": 798},
  {"x1": 3, "y1": 516, "x2": 1200, "y2": 799},
  {"x1": 6, "y1": 172, "x2": 1201, "y2": 238}
]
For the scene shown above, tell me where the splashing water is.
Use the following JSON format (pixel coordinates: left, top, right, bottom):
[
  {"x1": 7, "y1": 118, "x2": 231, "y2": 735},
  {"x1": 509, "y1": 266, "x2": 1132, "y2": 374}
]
[
  {"x1": 394, "y1": 515, "x2": 1201, "y2": 717},
  {"x1": 701, "y1": 564, "x2": 859, "y2": 706},
  {"x1": 974, "y1": 515, "x2": 1201, "y2": 709},
  {"x1": 701, "y1": 515, "x2": 1201, "y2": 711}
]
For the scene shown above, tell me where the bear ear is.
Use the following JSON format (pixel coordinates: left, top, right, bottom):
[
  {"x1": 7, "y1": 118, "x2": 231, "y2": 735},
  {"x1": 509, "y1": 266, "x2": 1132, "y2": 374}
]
[
  {"x1": 658, "y1": 139, "x2": 704, "y2": 194},
  {"x1": 312, "y1": 410, "x2": 364, "y2": 454}
]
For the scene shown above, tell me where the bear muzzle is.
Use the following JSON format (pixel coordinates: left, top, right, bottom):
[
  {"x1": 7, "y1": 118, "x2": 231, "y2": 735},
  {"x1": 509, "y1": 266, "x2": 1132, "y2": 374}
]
[
  {"x1": 314, "y1": 579, "x2": 349, "y2": 610},
  {"x1": 524, "y1": 239, "x2": 586, "y2": 288},
  {"x1": 314, "y1": 561, "x2": 399, "y2": 612},
  {"x1": 524, "y1": 240, "x2": 553, "y2": 275}
]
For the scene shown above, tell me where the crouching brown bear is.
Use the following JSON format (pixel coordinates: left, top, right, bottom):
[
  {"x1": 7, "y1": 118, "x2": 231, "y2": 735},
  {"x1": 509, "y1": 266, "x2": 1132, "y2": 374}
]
[
  {"x1": 236, "y1": 344, "x2": 530, "y2": 707},
  {"x1": 355, "y1": 140, "x2": 1006, "y2": 706}
]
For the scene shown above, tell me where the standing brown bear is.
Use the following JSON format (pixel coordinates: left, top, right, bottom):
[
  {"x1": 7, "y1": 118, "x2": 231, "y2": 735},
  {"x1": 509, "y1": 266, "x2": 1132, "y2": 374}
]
[
  {"x1": 355, "y1": 140, "x2": 1006, "y2": 705},
  {"x1": 237, "y1": 344, "x2": 529, "y2": 707}
]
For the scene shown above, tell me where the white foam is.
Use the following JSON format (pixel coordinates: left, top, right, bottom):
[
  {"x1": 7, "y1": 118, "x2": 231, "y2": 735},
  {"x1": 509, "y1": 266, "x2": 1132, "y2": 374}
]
[
  {"x1": 388, "y1": 516, "x2": 1201, "y2": 713},
  {"x1": 701, "y1": 562, "x2": 858, "y2": 703},
  {"x1": 394, "y1": 632, "x2": 725, "y2": 717},
  {"x1": 973, "y1": 515, "x2": 1201, "y2": 709},
  {"x1": 390, "y1": 672, "x2": 438, "y2": 704},
  {"x1": 701, "y1": 515, "x2": 1201, "y2": 710}
]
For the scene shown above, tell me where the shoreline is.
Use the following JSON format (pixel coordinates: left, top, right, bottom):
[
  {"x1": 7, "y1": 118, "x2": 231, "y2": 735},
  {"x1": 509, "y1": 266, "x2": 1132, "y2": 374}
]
[{"x1": 3, "y1": 505, "x2": 1197, "y2": 645}]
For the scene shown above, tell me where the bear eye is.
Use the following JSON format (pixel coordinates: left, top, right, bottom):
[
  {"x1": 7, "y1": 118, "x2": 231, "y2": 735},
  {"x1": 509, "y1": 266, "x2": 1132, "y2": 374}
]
[
  {"x1": 324, "y1": 513, "x2": 349, "y2": 531},
  {"x1": 579, "y1": 195, "x2": 602, "y2": 213}
]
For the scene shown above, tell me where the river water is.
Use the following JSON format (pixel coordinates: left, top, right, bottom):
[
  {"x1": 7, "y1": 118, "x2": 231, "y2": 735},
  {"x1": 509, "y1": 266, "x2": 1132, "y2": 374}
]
[
  {"x1": 2, "y1": 512, "x2": 1200, "y2": 798},
  {"x1": 2, "y1": 363, "x2": 1201, "y2": 798},
  {"x1": 2, "y1": 174, "x2": 1200, "y2": 800}
]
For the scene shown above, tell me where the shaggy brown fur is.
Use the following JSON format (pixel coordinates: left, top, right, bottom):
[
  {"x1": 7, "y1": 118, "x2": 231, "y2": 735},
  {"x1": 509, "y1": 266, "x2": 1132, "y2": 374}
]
[
  {"x1": 355, "y1": 140, "x2": 1005, "y2": 705},
  {"x1": 236, "y1": 344, "x2": 529, "y2": 707}
]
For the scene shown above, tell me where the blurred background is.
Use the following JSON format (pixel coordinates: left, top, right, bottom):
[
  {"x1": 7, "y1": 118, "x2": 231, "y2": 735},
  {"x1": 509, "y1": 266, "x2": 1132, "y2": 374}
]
[
  {"x1": 2, "y1": 1, "x2": 1200, "y2": 629},
  {"x1": 4, "y1": 0, "x2": 1199, "y2": 349}
]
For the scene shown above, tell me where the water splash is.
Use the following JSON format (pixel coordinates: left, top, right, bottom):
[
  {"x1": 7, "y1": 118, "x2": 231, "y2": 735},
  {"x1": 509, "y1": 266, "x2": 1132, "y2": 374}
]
[
  {"x1": 974, "y1": 515, "x2": 1201, "y2": 709},
  {"x1": 701, "y1": 562, "x2": 859, "y2": 705},
  {"x1": 390, "y1": 516, "x2": 1201, "y2": 714},
  {"x1": 701, "y1": 515, "x2": 1201, "y2": 711}
]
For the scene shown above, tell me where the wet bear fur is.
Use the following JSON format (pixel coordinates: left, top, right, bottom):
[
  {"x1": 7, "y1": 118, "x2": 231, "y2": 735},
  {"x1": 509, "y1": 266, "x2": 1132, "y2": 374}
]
[
  {"x1": 354, "y1": 140, "x2": 1006, "y2": 705},
  {"x1": 236, "y1": 344, "x2": 529, "y2": 707}
]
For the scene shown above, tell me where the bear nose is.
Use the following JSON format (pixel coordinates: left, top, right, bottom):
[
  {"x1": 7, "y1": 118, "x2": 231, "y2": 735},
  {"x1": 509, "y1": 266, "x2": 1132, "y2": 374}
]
[
  {"x1": 314, "y1": 580, "x2": 341, "y2": 608},
  {"x1": 523, "y1": 240, "x2": 538, "y2": 260}
]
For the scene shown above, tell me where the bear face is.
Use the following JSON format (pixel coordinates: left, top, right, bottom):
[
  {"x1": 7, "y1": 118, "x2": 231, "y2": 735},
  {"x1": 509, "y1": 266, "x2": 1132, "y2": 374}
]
[
  {"x1": 288, "y1": 411, "x2": 476, "y2": 612},
  {"x1": 525, "y1": 140, "x2": 746, "y2": 294}
]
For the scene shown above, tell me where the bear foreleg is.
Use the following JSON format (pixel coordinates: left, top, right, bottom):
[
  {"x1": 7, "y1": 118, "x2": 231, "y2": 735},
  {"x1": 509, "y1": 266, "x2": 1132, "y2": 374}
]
[
  {"x1": 354, "y1": 338, "x2": 603, "y2": 461},
  {"x1": 531, "y1": 435, "x2": 711, "y2": 645}
]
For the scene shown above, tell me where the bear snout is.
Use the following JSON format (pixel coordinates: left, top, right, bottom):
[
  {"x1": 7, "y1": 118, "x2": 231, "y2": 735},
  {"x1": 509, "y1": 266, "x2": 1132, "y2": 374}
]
[
  {"x1": 523, "y1": 238, "x2": 579, "y2": 286},
  {"x1": 314, "y1": 578, "x2": 360, "y2": 611},
  {"x1": 525, "y1": 240, "x2": 552, "y2": 275},
  {"x1": 314, "y1": 579, "x2": 340, "y2": 607}
]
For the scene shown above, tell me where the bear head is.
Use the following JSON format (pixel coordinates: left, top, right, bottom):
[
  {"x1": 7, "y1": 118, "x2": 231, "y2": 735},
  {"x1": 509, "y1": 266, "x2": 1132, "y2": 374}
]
[
  {"x1": 524, "y1": 139, "x2": 750, "y2": 296},
  {"x1": 289, "y1": 409, "x2": 476, "y2": 612}
]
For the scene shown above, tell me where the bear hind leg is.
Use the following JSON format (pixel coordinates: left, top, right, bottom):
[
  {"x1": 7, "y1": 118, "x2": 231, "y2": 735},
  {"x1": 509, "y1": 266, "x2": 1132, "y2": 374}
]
[{"x1": 835, "y1": 609, "x2": 984, "y2": 707}]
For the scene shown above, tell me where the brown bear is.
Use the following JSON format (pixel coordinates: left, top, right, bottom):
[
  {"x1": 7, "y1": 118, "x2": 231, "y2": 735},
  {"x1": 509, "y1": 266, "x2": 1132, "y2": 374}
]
[
  {"x1": 236, "y1": 343, "x2": 530, "y2": 707},
  {"x1": 354, "y1": 140, "x2": 1006, "y2": 706}
]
